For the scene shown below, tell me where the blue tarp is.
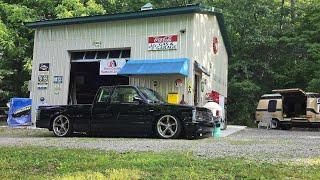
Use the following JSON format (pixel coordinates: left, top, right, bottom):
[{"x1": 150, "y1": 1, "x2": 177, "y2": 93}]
[
  {"x1": 118, "y1": 58, "x2": 189, "y2": 76},
  {"x1": 7, "y1": 98, "x2": 32, "y2": 127}
]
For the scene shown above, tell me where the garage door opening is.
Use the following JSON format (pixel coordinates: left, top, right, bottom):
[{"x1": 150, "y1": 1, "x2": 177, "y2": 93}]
[{"x1": 68, "y1": 50, "x2": 130, "y2": 104}]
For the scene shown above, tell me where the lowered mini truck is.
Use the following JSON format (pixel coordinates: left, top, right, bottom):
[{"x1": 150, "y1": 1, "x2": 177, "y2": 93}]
[{"x1": 36, "y1": 85, "x2": 215, "y2": 139}]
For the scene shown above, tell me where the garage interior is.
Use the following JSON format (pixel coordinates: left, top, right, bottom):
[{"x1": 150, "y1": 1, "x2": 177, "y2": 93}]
[{"x1": 68, "y1": 49, "x2": 130, "y2": 104}]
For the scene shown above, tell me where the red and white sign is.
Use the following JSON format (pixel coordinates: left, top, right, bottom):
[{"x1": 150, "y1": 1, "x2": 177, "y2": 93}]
[
  {"x1": 213, "y1": 37, "x2": 218, "y2": 54},
  {"x1": 100, "y1": 59, "x2": 126, "y2": 75},
  {"x1": 148, "y1": 35, "x2": 178, "y2": 51}
]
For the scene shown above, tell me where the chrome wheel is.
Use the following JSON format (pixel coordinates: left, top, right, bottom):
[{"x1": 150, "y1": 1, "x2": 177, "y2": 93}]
[
  {"x1": 53, "y1": 115, "x2": 70, "y2": 137},
  {"x1": 157, "y1": 115, "x2": 178, "y2": 138}
]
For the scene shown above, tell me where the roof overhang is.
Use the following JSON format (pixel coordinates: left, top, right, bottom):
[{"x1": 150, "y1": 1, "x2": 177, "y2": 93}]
[
  {"x1": 118, "y1": 58, "x2": 189, "y2": 76},
  {"x1": 25, "y1": 4, "x2": 232, "y2": 57}
]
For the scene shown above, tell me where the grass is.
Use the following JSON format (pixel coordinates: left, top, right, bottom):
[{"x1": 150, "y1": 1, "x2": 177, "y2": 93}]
[
  {"x1": 0, "y1": 127, "x2": 53, "y2": 137},
  {"x1": 1, "y1": 147, "x2": 320, "y2": 179}
]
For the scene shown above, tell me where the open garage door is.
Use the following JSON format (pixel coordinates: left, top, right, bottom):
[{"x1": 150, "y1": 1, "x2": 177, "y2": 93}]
[{"x1": 68, "y1": 50, "x2": 130, "y2": 104}]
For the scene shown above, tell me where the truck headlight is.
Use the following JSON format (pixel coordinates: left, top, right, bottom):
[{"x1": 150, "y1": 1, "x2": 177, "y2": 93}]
[{"x1": 192, "y1": 109, "x2": 196, "y2": 123}]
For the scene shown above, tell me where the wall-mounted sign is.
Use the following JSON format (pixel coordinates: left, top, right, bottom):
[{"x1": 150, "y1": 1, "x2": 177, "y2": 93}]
[
  {"x1": 93, "y1": 41, "x2": 102, "y2": 48},
  {"x1": 201, "y1": 81, "x2": 205, "y2": 92},
  {"x1": 153, "y1": 80, "x2": 159, "y2": 87},
  {"x1": 53, "y1": 76, "x2": 63, "y2": 84},
  {"x1": 37, "y1": 75, "x2": 49, "y2": 89},
  {"x1": 148, "y1": 35, "x2": 178, "y2": 51},
  {"x1": 213, "y1": 37, "x2": 218, "y2": 54},
  {"x1": 187, "y1": 79, "x2": 192, "y2": 93},
  {"x1": 39, "y1": 63, "x2": 50, "y2": 72},
  {"x1": 100, "y1": 59, "x2": 127, "y2": 75},
  {"x1": 175, "y1": 79, "x2": 183, "y2": 87}
]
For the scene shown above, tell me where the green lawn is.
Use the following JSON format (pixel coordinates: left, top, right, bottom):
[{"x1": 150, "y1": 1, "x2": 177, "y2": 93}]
[{"x1": 1, "y1": 147, "x2": 320, "y2": 179}]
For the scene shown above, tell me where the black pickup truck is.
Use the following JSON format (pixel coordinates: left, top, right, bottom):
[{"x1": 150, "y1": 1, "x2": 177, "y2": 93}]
[{"x1": 36, "y1": 85, "x2": 215, "y2": 139}]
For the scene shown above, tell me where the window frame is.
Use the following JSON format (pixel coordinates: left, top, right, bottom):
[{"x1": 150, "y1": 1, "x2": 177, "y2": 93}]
[
  {"x1": 267, "y1": 100, "x2": 277, "y2": 112},
  {"x1": 110, "y1": 87, "x2": 143, "y2": 104},
  {"x1": 94, "y1": 87, "x2": 113, "y2": 104}
]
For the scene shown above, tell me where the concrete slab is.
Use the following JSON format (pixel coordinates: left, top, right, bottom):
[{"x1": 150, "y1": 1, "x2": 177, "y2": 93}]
[{"x1": 220, "y1": 125, "x2": 247, "y2": 137}]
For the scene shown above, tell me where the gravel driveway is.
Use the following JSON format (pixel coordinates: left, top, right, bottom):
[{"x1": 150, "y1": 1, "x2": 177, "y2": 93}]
[{"x1": 1, "y1": 127, "x2": 320, "y2": 162}]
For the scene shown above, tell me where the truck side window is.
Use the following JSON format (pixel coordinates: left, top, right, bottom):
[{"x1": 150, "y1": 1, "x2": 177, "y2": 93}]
[
  {"x1": 97, "y1": 88, "x2": 111, "y2": 103},
  {"x1": 268, "y1": 100, "x2": 277, "y2": 112},
  {"x1": 111, "y1": 87, "x2": 139, "y2": 104}
]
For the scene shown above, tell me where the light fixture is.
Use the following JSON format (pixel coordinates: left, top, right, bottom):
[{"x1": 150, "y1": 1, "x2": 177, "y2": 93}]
[{"x1": 180, "y1": 28, "x2": 186, "y2": 34}]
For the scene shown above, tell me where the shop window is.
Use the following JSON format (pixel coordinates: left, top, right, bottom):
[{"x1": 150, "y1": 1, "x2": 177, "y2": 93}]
[
  {"x1": 121, "y1": 50, "x2": 131, "y2": 58},
  {"x1": 84, "y1": 51, "x2": 96, "y2": 59},
  {"x1": 109, "y1": 50, "x2": 121, "y2": 58},
  {"x1": 71, "y1": 52, "x2": 85, "y2": 60},
  {"x1": 96, "y1": 51, "x2": 109, "y2": 59},
  {"x1": 71, "y1": 49, "x2": 130, "y2": 61}
]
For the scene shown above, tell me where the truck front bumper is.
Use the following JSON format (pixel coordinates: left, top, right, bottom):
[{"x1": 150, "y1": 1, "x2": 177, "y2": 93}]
[{"x1": 184, "y1": 121, "x2": 215, "y2": 139}]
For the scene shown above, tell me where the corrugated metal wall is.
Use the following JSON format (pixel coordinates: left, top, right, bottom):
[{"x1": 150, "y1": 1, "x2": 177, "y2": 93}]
[
  {"x1": 30, "y1": 14, "x2": 194, "y2": 122},
  {"x1": 192, "y1": 13, "x2": 228, "y2": 105}
]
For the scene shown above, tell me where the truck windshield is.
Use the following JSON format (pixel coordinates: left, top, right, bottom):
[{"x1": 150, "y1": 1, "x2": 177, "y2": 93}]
[{"x1": 138, "y1": 87, "x2": 164, "y2": 103}]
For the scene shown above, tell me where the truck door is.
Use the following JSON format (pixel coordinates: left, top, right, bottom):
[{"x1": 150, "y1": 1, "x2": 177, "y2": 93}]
[
  {"x1": 109, "y1": 87, "x2": 151, "y2": 134},
  {"x1": 91, "y1": 87, "x2": 116, "y2": 133}
]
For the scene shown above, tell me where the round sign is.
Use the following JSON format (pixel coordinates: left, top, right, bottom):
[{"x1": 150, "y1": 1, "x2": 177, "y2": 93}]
[{"x1": 175, "y1": 79, "x2": 183, "y2": 87}]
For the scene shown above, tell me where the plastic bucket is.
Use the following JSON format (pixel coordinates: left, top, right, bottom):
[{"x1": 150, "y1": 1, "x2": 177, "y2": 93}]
[{"x1": 213, "y1": 122, "x2": 221, "y2": 138}]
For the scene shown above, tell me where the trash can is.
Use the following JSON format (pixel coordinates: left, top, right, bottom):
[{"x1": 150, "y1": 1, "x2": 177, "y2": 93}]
[{"x1": 213, "y1": 121, "x2": 221, "y2": 138}]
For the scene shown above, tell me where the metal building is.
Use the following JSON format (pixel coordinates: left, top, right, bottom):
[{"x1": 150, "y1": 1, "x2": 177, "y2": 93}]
[{"x1": 26, "y1": 4, "x2": 232, "y2": 123}]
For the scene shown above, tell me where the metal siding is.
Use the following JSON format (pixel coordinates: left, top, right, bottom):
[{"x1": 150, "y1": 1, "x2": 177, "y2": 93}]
[
  {"x1": 130, "y1": 75, "x2": 186, "y2": 102},
  {"x1": 31, "y1": 14, "x2": 194, "y2": 123},
  {"x1": 192, "y1": 14, "x2": 228, "y2": 106}
]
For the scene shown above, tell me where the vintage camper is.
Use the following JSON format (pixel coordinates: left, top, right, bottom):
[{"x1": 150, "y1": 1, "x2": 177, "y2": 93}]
[{"x1": 256, "y1": 89, "x2": 320, "y2": 129}]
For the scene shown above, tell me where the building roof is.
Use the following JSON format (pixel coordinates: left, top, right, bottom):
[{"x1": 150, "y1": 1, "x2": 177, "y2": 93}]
[{"x1": 25, "y1": 4, "x2": 232, "y2": 57}]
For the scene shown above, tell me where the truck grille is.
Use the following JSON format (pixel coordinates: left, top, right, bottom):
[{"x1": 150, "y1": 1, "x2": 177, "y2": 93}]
[{"x1": 196, "y1": 110, "x2": 213, "y2": 122}]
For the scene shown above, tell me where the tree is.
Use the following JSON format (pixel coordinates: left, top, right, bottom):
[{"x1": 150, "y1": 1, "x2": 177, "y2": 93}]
[{"x1": 55, "y1": 0, "x2": 106, "y2": 18}]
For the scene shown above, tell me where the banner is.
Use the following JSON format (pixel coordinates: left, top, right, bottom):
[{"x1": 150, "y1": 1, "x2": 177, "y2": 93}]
[
  {"x1": 7, "y1": 98, "x2": 32, "y2": 127},
  {"x1": 100, "y1": 59, "x2": 127, "y2": 75}
]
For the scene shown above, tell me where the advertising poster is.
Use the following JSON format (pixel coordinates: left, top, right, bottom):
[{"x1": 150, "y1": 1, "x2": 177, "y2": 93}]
[
  {"x1": 100, "y1": 59, "x2": 127, "y2": 75},
  {"x1": 148, "y1": 35, "x2": 178, "y2": 51},
  {"x1": 37, "y1": 75, "x2": 49, "y2": 89}
]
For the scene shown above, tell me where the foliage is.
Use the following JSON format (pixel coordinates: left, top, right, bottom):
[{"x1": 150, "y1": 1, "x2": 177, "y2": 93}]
[
  {"x1": 0, "y1": 0, "x2": 319, "y2": 126},
  {"x1": 55, "y1": 0, "x2": 105, "y2": 18},
  {"x1": 1, "y1": 146, "x2": 320, "y2": 179}
]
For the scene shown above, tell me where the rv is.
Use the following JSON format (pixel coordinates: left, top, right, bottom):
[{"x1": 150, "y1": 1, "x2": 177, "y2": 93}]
[{"x1": 256, "y1": 89, "x2": 320, "y2": 129}]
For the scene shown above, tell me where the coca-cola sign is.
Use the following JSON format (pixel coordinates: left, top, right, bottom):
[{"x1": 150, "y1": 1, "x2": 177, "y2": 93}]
[{"x1": 148, "y1": 35, "x2": 178, "y2": 51}]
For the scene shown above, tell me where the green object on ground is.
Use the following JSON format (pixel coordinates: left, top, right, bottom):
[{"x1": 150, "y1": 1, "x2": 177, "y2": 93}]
[{"x1": 213, "y1": 122, "x2": 221, "y2": 138}]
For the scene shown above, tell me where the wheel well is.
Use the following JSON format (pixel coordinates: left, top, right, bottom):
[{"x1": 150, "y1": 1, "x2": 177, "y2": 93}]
[{"x1": 153, "y1": 114, "x2": 185, "y2": 134}]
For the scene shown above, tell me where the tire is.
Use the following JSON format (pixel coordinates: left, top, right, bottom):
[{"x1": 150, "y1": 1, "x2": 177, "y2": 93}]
[
  {"x1": 155, "y1": 115, "x2": 182, "y2": 139},
  {"x1": 52, "y1": 115, "x2": 73, "y2": 137},
  {"x1": 270, "y1": 119, "x2": 279, "y2": 129}
]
